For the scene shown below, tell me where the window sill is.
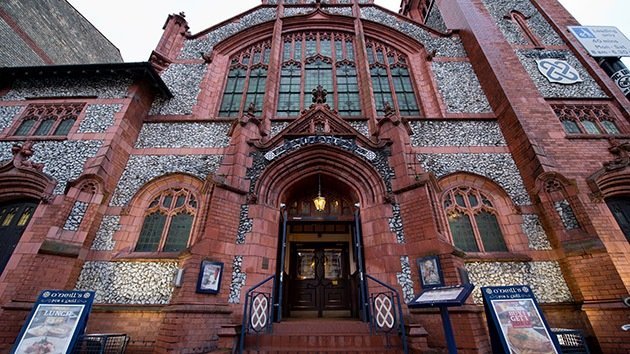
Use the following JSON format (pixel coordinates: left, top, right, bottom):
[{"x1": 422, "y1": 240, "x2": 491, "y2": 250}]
[
  {"x1": 0, "y1": 135, "x2": 68, "y2": 142},
  {"x1": 112, "y1": 249, "x2": 190, "y2": 261},
  {"x1": 455, "y1": 250, "x2": 533, "y2": 262},
  {"x1": 565, "y1": 134, "x2": 630, "y2": 139}
]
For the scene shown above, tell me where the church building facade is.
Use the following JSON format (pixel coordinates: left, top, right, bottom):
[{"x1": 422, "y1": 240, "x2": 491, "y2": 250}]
[{"x1": 0, "y1": 0, "x2": 629, "y2": 352}]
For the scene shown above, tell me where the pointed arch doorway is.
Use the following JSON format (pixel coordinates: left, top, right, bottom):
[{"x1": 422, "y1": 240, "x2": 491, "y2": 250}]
[{"x1": 276, "y1": 174, "x2": 367, "y2": 320}]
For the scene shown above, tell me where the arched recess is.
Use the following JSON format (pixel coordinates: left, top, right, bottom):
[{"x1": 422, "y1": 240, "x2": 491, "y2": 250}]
[
  {"x1": 117, "y1": 173, "x2": 211, "y2": 254},
  {"x1": 255, "y1": 144, "x2": 389, "y2": 209},
  {"x1": 588, "y1": 161, "x2": 630, "y2": 242},
  {"x1": 438, "y1": 172, "x2": 526, "y2": 253},
  {"x1": 534, "y1": 172, "x2": 594, "y2": 241},
  {"x1": 0, "y1": 143, "x2": 56, "y2": 203}
]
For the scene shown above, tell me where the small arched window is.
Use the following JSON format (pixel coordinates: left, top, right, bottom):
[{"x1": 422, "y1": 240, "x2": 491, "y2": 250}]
[
  {"x1": 135, "y1": 188, "x2": 198, "y2": 252},
  {"x1": 443, "y1": 187, "x2": 508, "y2": 252}
]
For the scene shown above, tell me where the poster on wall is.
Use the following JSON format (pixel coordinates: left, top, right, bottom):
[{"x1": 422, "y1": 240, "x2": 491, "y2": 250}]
[
  {"x1": 12, "y1": 290, "x2": 95, "y2": 354},
  {"x1": 482, "y1": 285, "x2": 560, "y2": 354},
  {"x1": 196, "y1": 260, "x2": 224, "y2": 294}
]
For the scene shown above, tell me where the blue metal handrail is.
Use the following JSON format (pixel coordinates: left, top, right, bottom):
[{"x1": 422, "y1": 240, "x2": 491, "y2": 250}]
[
  {"x1": 238, "y1": 275, "x2": 275, "y2": 354},
  {"x1": 365, "y1": 274, "x2": 409, "y2": 354}
]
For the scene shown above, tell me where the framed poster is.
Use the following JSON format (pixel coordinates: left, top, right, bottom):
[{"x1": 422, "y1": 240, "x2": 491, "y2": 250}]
[
  {"x1": 196, "y1": 260, "x2": 223, "y2": 294},
  {"x1": 417, "y1": 255, "x2": 444, "y2": 288},
  {"x1": 482, "y1": 285, "x2": 561, "y2": 354},
  {"x1": 12, "y1": 290, "x2": 95, "y2": 354}
]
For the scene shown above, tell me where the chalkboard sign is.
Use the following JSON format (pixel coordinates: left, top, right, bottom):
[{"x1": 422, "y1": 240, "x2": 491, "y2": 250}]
[
  {"x1": 482, "y1": 285, "x2": 561, "y2": 354},
  {"x1": 12, "y1": 290, "x2": 95, "y2": 354}
]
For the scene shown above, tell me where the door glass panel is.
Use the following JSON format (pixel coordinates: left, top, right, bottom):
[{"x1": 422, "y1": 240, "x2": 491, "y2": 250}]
[
  {"x1": 2, "y1": 208, "x2": 17, "y2": 226},
  {"x1": 324, "y1": 249, "x2": 342, "y2": 279},
  {"x1": 297, "y1": 249, "x2": 315, "y2": 279},
  {"x1": 17, "y1": 207, "x2": 34, "y2": 226}
]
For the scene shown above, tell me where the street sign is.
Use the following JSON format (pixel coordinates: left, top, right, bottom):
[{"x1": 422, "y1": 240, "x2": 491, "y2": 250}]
[{"x1": 568, "y1": 26, "x2": 630, "y2": 57}]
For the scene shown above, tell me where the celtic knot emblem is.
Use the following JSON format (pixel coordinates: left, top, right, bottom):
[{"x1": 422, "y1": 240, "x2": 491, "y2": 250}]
[
  {"x1": 250, "y1": 294, "x2": 268, "y2": 331},
  {"x1": 374, "y1": 294, "x2": 395, "y2": 330},
  {"x1": 536, "y1": 59, "x2": 583, "y2": 85}
]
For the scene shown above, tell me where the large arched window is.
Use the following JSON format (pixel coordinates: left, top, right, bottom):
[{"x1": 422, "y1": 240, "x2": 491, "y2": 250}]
[
  {"x1": 135, "y1": 188, "x2": 198, "y2": 252},
  {"x1": 218, "y1": 41, "x2": 271, "y2": 117},
  {"x1": 443, "y1": 187, "x2": 507, "y2": 252},
  {"x1": 366, "y1": 40, "x2": 420, "y2": 117},
  {"x1": 277, "y1": 32, "x2": 361, "y2": 117}
]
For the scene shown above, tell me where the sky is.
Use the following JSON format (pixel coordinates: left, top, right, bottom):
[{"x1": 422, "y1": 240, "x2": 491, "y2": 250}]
[{"x1": 67, "y1": 0, "x2": 630, "y2": 66}]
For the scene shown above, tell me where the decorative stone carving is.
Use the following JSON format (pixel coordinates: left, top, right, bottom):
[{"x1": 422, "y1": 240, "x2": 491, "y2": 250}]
[
  {"x1": 516, "y1": 50, "x2": 607, "y2": 98},
  {"x1": 603, "y1": 138, "x2": 630, "y2": 171}
]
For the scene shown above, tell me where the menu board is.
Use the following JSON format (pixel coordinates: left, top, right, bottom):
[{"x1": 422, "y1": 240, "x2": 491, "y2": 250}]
[
  {"x1": 12, "y1": 290, "x2": 94, "y2": 354},
  {"x1": 482, "y1": 286, "x2": 560, "y2": 354},
  {"x1": 409, "y1": 284, "x2": 474, "y2": 308}
]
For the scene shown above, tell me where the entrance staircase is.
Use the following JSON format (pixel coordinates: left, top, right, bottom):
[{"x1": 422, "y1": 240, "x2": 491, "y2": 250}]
[{"x1": 242, "y1": 319, "x2": 402, "y2": 353}]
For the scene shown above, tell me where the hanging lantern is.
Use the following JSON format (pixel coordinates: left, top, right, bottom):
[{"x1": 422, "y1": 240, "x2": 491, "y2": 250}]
[{"x1": 313, "y1": 174, "x2": 326, "y2": 212}]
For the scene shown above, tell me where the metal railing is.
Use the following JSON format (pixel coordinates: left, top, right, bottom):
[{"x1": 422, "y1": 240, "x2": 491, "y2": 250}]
[
  {"x1": 238, "y1": 275, "x2": 275, "y2": 354},
  {"x1": 365, "y1": 274, "x2": 408, "y2": 354},
  {"x1": 72, "y1": 333, "x2": 129, "y2": 354}
]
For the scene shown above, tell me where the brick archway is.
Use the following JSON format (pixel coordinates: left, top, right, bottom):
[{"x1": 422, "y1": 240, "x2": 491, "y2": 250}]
[{"x1": 255, "y1": 144, "x2": 388, "y2": 209}]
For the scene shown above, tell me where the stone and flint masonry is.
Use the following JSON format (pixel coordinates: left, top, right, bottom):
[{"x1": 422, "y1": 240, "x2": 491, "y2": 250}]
[{"x1": 0, "y1": 0, "x2": 629, "y2": 353}]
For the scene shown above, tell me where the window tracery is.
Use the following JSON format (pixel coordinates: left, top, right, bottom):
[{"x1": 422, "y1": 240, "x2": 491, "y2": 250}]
[
  {"x1": 277, "y1": 32, "x2": 361, "y2": 116},
  {"x1": 443, "y1": 186, "x2": 507, "y2": 252},
  {"x1": 12, "y1": 103, "x2": 84, "y2": 137},
  {"x1": 219, "y1": 41, "x2": 271, "y2": 117},
  {"x1": 135, "y1": 188, "x2": 198, "y2": 252},
  {"x1": 366, "y1": 40, "x2": 420, "y2": 116}
]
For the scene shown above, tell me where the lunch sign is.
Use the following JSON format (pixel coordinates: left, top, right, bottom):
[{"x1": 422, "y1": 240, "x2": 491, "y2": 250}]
[
  {"x1": 12, "y1": 290, "x2": 95, "y2": 354},
  {"x1": 482, "y1": 286, "x2": 561, "y2": 354}
]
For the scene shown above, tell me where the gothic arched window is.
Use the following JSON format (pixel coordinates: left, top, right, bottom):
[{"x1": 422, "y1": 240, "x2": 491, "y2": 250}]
[
  {"x1": 277, "y1": 32, "x2": 361, "y2": 117},
  {"x1": 218, "y1": 42, "x2": 271, "y2": 117},
  {"x1": 12, "y1": 103, "x2": 84, "y2": 137},
  {"x1": 366, "y1": 40, "x2": 420, "y2": 117},
  {"x1": 135, "y1": 188, "x2": 198, "y2": 252},
  {"x1": 443, "y1": 187, "x2": 508, "y2": 252}
]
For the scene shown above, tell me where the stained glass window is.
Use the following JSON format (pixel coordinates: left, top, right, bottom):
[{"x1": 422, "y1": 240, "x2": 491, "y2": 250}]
[
  {"x1": 366, "y1": 40, "x2": 421, "y2": 117},
  {"x1": 443, "y1": 187, "x2": 508, "y2": 253},
  {"x1": 218, "y1": 41, "x2": 271, "y2": 117},
  {"x1": 277, "y1": 32, "x2": 361, "y2": 116},
  {"x1": 135, "y1": 189, "x2": 197, "y2": 253},
  {"x1": 12, "y1": 104, "x2": 83, "y2": 137}
]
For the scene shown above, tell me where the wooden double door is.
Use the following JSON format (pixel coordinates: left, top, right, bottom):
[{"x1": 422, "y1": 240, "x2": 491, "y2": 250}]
[
  {"x1": 0, "y1": 201, "x2": 37, "y2": 275},
  {"x1": 288, "y1": 242, "x2": 351, "y2": 317}
]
